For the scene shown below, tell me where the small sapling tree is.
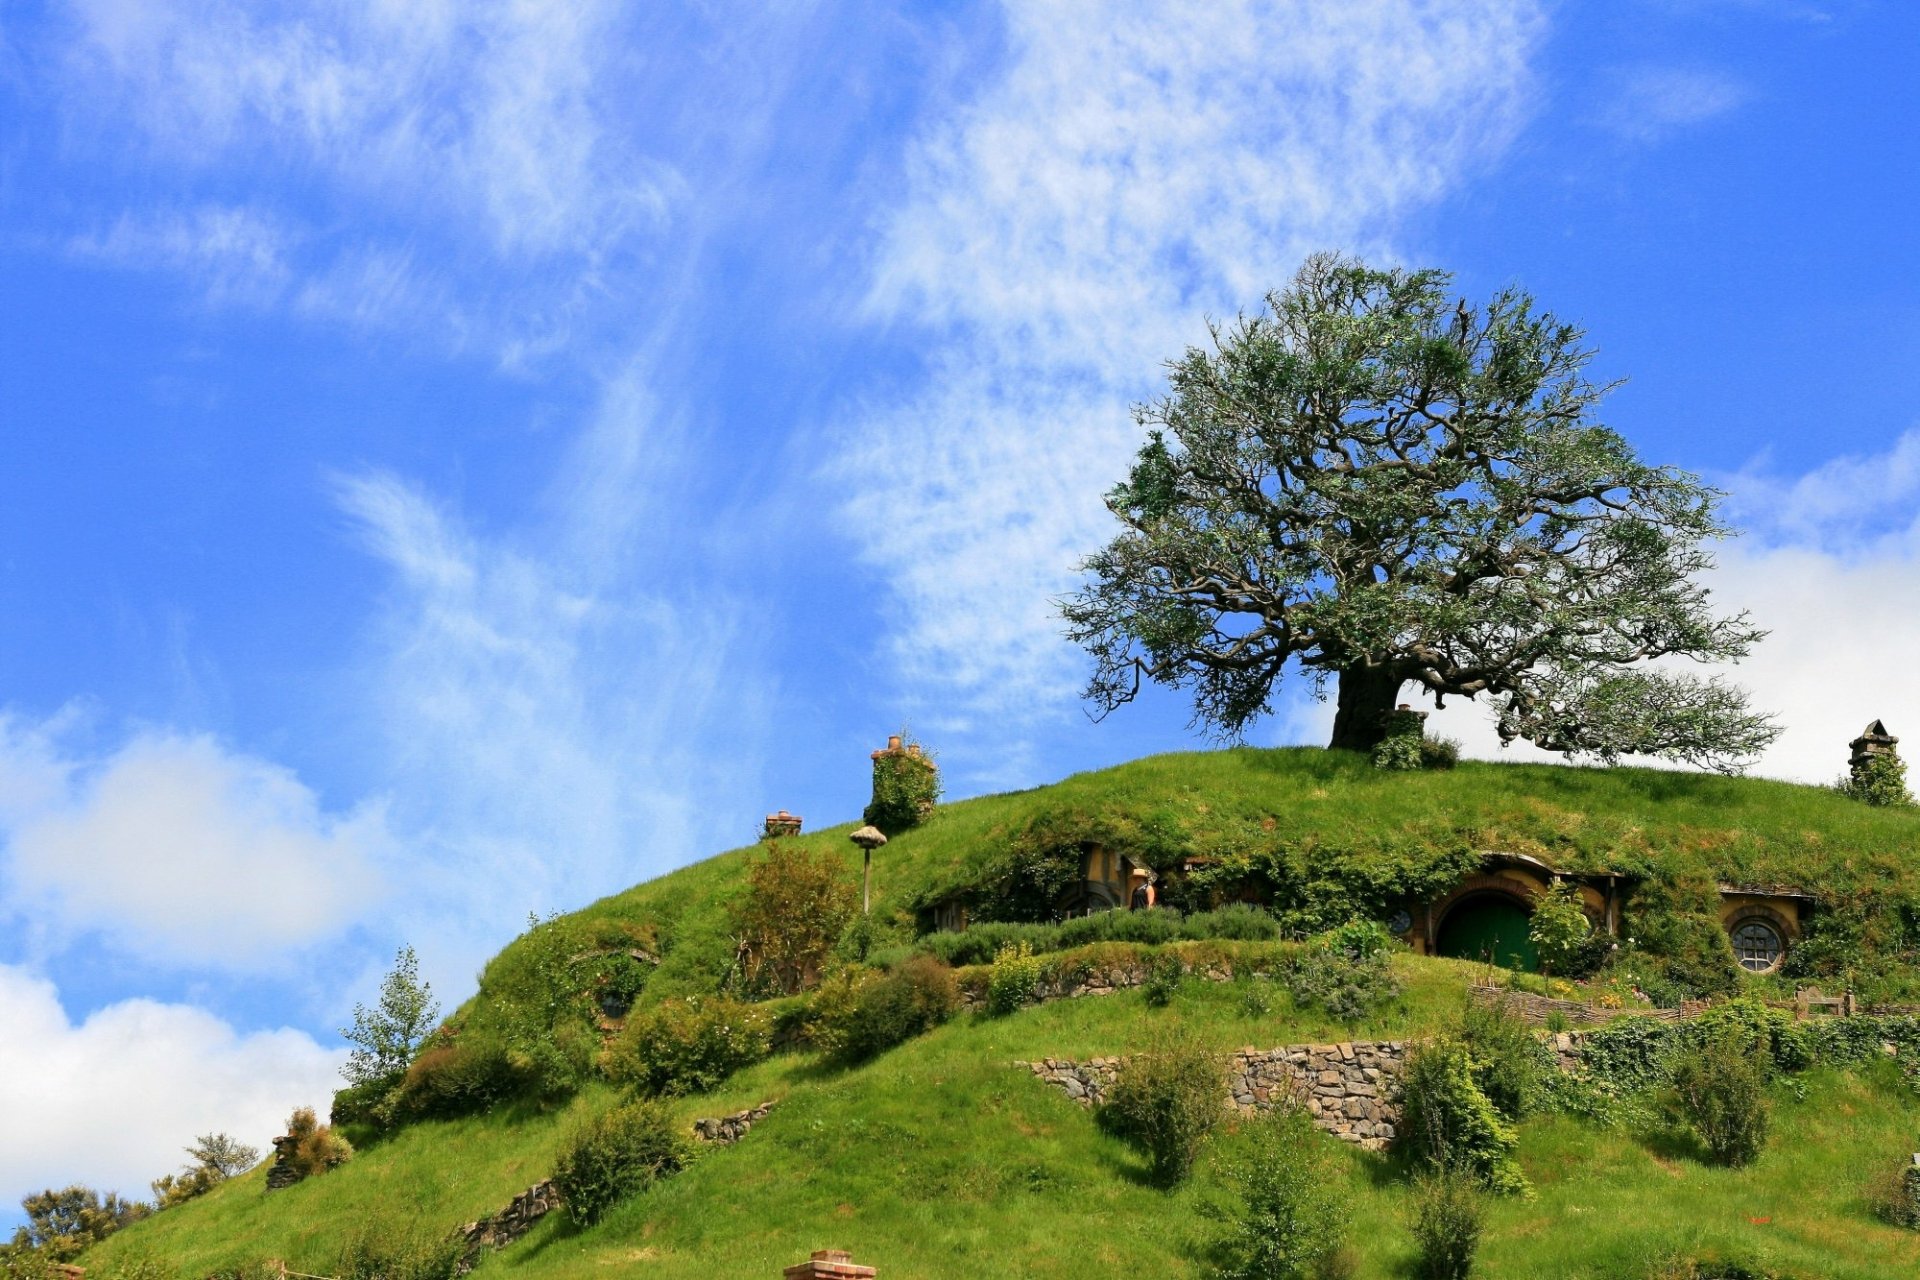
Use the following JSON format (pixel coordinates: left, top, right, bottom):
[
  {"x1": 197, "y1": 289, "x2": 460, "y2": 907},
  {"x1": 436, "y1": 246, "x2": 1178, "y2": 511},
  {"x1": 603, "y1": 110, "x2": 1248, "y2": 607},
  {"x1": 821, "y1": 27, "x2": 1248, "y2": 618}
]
[{"x1": 341, "y1": 945, "x2": 440, "y2": 1089}]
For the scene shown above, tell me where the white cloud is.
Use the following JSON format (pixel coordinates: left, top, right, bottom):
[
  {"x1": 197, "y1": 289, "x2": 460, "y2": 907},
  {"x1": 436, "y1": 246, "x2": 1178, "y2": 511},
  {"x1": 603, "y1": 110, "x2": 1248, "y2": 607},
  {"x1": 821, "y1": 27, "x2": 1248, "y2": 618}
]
[
  {"x1": 1594, "y1": 65, "x2": 1748, "y2": 143},
  {"x1": 333, "y1": 437, "x2": 768, "y2": 988},
  {"x1": 0, "y1": 963, "x2": 342, "y2": 1208},
  {"x1": 840, "y1": 0, "x2": 1545, "y2": 752},
  {"x1": 0, "y1": 718, "x2": 388, "y2": 967},
  {"x1": 64, "y1": 0, "x2": 666, "y2": 259}
]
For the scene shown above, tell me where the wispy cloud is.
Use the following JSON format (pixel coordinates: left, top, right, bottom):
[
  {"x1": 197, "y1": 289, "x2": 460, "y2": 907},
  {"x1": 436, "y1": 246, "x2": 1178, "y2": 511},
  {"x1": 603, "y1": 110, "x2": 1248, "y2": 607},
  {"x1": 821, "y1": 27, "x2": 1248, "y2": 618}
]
[
  {"x1": 838, "y1": 0, "x2": 1546, "y2": 769},
  {"x1": 0, "y1": 963, "x2": 341, "y2": 1209},
  {"x1": 1593, "y1": 65, "x2": 1749, "y2": 143},
  {"x1": 52, "y1": 0, "x2": 681, "y2": 360},
  {"x1": 0, "y1": 715, "x2": 388, "y2": 968},
  {"x1": 332, "y1": 443, "x2": 770, "y2": 989}
]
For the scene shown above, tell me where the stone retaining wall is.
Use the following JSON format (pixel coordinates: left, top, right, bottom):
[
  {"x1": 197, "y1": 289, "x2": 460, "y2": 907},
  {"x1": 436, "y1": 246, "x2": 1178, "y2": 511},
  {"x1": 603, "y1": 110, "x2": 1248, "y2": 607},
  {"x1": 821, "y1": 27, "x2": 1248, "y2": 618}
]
[
  {"x1": 457, "y1": 1180, "x2": 559, "y2": 1265},
  {"x1": 1024, "y1": 1034, "x2": 1594, "y2": 1151},
  {"x1": 694, "y1": 1101, "x2": 776, "y2": 1145},
  {"x1": 1023, "y1": 1040, "x2": 1410, "y2": 1150}
]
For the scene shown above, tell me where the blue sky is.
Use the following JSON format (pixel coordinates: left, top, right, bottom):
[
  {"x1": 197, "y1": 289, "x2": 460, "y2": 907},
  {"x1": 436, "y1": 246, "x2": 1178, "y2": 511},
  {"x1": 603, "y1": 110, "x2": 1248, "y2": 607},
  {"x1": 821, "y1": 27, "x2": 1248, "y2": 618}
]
[{"x1": 2, "y1": 0, "x2": 1917, "y2": 1214}]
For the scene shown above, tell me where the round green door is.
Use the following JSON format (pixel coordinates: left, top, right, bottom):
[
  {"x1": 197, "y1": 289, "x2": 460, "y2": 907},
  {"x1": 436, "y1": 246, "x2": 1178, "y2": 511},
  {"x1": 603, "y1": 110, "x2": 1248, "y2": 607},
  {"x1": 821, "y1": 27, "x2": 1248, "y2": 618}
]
[{"x1": 1435, "y1": 896, "x2": 1538, "y2": 971}]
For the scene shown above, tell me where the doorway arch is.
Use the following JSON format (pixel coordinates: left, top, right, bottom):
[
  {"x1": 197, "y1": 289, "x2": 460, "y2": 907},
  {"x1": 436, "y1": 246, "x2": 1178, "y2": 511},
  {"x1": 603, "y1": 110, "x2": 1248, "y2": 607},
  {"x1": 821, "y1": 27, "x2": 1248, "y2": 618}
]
[{"x1": 1435, "y1": 892, "x2": 1538, "y2": 972}]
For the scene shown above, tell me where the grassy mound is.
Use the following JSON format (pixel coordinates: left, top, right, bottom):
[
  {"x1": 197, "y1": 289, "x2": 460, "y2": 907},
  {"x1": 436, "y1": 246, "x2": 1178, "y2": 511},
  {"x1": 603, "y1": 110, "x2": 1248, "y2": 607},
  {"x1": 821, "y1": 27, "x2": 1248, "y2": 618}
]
[{"x1": 79, "y1": 748, "x2": 1920, "y2": 1278}]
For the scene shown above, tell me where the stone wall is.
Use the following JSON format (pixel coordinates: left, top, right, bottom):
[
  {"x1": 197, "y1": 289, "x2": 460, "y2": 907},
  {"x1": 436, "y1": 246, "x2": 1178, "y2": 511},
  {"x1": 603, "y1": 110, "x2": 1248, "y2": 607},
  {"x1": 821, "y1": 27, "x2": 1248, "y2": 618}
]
[
  {"x1": 694, "y1": 1101, "x2": 776, "y2": 1145},
  {"x1": 1023, "y1": 1040, "x2": 1410, "y2": 1150},
  {"x1": 457, "y1": 1180, "x2": 559, "y2": 1264}
]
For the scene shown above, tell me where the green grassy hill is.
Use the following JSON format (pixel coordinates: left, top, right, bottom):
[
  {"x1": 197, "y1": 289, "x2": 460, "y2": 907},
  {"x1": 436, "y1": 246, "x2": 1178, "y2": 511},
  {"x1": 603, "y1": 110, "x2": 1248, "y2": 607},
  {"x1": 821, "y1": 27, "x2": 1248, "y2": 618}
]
[{"x1": 80, "y1": 749, "x2": 1920, "y2": 1279}]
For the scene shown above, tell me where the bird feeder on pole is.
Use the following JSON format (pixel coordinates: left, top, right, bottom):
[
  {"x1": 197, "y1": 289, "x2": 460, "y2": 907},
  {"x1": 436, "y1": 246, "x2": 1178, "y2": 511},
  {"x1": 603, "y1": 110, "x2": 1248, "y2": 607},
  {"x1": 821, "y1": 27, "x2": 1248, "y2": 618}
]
[{"x1": 849, "y1": 825, "x2": 888, "y2": 915}]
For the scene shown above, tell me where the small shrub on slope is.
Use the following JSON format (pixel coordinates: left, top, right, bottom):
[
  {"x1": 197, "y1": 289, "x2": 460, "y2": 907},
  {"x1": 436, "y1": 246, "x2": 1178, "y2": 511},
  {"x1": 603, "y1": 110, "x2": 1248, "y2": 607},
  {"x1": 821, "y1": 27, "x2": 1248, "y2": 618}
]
[
  {"x1": 816, "y1": 955, "x2": 959, "y2": 1062},
  {"x1": 987, "y1": 941, "x2": 1045, "y2": 1016},
  {"x1": 552, "y1": 1098, "x2": 686, "y2": 1227},
  {"x1": 1667, "y1": 1034, "x2": 1769, "y2": 1168},
  {"x1": 1408, "y1": 1171, "x2": 1483, "y2": 1280},
  {"x1": 282, "y1": 1107, "x2": 352, "y2": 1179},
  {"x1": 603, "y1": 995, "x2": 770, "y2": 1096},
  {"x1": 1285, "y1": 925, "x2": 1400, "y2": 1026},
  {"x1": 1100, "y1": 1024, "x2": 1224, "y2": 1186},
  {"x1": 336, "y1": 1220, "x2": 464, "y2": 1280},
  {"x1": 1209, "y1": 1103, "x2": 1351, "y2": 1280},
  {"x1": 1398, "y1": 1041, "x2": 1525, "y2": 1196}
]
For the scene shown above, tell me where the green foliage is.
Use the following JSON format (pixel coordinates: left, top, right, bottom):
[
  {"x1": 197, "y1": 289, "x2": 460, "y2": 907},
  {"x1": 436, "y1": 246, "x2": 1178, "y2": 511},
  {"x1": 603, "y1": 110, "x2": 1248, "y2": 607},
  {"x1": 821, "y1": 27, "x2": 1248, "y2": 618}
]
[
  {"x1": 1208, "y1": 1104, "x2": 1351, "y2": 1280},
  {"x1": 1458, "y1": 997, "x2": 1551, "y2": 1121},
  {"x1": 385, "y1": 1023, "x2": 589, "y2": 1123},
  {"x1": 335, "y1": 1220, "x2": 465, "y2": 1280},
  {"x1": 1408, "y1": 1172, "x2": 1484, "y2": 1280},
  {"x1": 865, "y1": 737, "x2": 942, "y2": 833},
  {"x1": 1061, "y1": 252, "x2": 1777, "y2": 768},
  {"x1": 340, "y1": 946, "x2": 440, "y2": 1090},
  {"x1": 1529, "y1": 883, "x2": 1595, "y2": 978},
  {"x1": 732, "y1": 841, "x2": 858, "y2": 995},
  {"x1": 1840, "y1": 752, "x2": 1913, "y2": 808},
  {"x1": 1867, "y1": 1158, "x2": 1920, "y2": 1230},
  {"x1": 1667, "y1": 1035, "x2": 1770, "y2": 1168},
  {"x1": 1399, "y1": 1040, "x2": 1526, "y2": 1195},
  {"x1": 986, "y1": 941, "x2": 1045, "y2": 1016},
  {"x1": 151, "y1": 1134, "x2": 258, "y2": 1209},
  {"x1": 603, "y1": 995, "x2": 771, "y2": 1096},
  {"x1": 1283, "y1": 930, "x2": 1400, "y2": 1026},
  {"x1": 9, "y1": 1185, "x2": 149, "y2": 1263},
  {"x1": 551, "y1": 1098, "x2": 686, "y2": 1228},
  {"x1": 1624, "y1": 881, "x2": 1742, "y2": 1001},
  {"x1": 1100, "y1": 1025, "x2": 1224, "y2": 1186},
  {"x1": 1141, "y1": 951, "x2": 1185, "y2": 1007},
  {"x1": 813, "y1": 956, "x2": 959, "y2": 1062},
  {"x1": 280, "y1": 1107, "x2": 353, "y2": 1180}
]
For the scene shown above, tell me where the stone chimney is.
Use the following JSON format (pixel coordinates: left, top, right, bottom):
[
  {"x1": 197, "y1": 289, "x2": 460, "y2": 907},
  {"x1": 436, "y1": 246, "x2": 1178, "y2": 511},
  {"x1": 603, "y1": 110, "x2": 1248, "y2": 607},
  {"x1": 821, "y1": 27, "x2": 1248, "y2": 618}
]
[
  {"x1": 763, "y1": 810, "x2": 803, "y2": 839},
  {"x1": 1849, "y1": 720, "x2": 1899, "y2": 785},
  {"x1": 783, "y1": 1250, "x2": 877, "y2": 1279}
]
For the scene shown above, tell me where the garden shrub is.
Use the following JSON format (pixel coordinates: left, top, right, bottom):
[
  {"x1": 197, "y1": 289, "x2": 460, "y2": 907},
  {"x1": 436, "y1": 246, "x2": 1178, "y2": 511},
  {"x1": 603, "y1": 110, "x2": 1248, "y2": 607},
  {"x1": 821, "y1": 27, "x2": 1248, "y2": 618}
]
[
  {"x1": 1209, "y1": 1103, "x2": 1351, "y2": 1280},
  {"x1": 1458, "y1": 995, "x2": 1551, "y2": 1121},
  {"x1": 1398, "y1": 1040, "x2": 1525, "y2": 1195},
  {"x1": 551, "y1": 1098, "x2": 686, "y2": 1227},
  {"x1": 732, "y1": 841, "x2": 859, "y2": 995},
  {"x1": 1667, "y1": 1035, "x2": 1769, "y2": 1167},
  {"x1": 987, "y1": 941, "x2": 1046, "y2": 1016},
  {"x1": 603, "y1": 995, "x2": 771, "y2": 1096},
  {"x1": 1420, "y1": 736, "x2": 1461, "y2": 770},
  {"x1": 818, "y1": 956, "x2": 959, "y2": 1062},
  {"x1": 1867, "y1": 1155, "x2": 1920, "y2": 1229},
  {"x1": 1284, "y1": 931, "x2": 1400, "y2": 1026},
  {"x1": 1142, "y1": 951, "x2": 1185, "y2": 1007},
  {"x1": 389, "y1": 1027, "x2": 586, "y2": 1122},
  {"x1": 335, "y1": 1220, "x2": 465, "y2": 1280},
  {"x1": 1408, "y1": 1172, "x2": 1483, "y2": 1280},
  {"x1": 1624, "y1": 882, "x2": 1742, "y2": 1001},
  {"x1": 1058, "y1": 906, "x2": 1184, "y2": 949},
  {"x1": 1529, "y1": 882, "x2": 1597, "y2": 978},
  {"x1": 280, "y1": 1107, "x2": 353, "y2": 1179},
  {"x1": 1839, "y1": 751, "x2": 1913, "y2": 807},
  {"x1": 917, "y1": 921, "x2": 1061, "y2": 968},
  {"x1": 1100, "y1": 1025, "x2": 1224, "y2": 1186},
  {"x1": 1182, "y1": 902, "x2": 1281, "y2": 942}
]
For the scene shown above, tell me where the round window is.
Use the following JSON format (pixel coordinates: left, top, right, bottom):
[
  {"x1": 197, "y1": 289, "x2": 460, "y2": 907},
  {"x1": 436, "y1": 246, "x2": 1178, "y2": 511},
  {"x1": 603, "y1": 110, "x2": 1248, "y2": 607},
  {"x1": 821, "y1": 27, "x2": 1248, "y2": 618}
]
[{"x1": 1731, "y1": 920, "x2": 1784, "y2": 973}]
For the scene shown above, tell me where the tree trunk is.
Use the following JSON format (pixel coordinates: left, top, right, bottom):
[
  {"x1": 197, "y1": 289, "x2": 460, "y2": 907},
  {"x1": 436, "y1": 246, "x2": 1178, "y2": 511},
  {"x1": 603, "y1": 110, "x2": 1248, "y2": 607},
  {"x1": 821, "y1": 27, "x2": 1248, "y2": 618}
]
[{"x1": 1328, "y1": 667, "x2": 1406, "y2": 753}]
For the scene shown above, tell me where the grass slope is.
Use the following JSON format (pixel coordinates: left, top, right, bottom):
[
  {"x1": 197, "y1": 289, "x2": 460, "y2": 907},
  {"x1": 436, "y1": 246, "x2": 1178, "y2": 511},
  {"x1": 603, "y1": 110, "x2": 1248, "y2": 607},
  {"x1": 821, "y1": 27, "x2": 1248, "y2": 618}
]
[
  {"x1": 84, "y1": 748, "x2": 1920, "y2": 1278},
  {"x1": 92, "y1": 961, "x2": 1920, "y2": 1278}
]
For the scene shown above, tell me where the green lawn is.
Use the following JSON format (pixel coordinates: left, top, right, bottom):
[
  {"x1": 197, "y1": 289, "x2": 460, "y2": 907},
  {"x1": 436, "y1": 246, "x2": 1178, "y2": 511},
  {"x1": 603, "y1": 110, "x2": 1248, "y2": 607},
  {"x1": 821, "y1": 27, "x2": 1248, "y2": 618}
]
[{"x1": 87, "y1": 959, "x2": 1920, "y2": 1279}]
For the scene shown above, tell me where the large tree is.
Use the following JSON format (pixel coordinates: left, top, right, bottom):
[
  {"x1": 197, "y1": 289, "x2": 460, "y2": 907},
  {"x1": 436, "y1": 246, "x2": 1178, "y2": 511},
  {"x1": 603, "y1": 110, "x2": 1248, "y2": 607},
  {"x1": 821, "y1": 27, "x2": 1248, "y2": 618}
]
[{"x1": 1061, "y1": 254, "x2": 1777, "y2": 769}]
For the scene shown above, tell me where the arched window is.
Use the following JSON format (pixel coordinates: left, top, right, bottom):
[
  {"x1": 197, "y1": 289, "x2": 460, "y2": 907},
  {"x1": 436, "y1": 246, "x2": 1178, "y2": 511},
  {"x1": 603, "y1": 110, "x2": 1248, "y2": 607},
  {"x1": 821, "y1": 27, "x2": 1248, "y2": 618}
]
[{"x1": 1731, "y1": 919, "x2": 1784, "y2": 973}]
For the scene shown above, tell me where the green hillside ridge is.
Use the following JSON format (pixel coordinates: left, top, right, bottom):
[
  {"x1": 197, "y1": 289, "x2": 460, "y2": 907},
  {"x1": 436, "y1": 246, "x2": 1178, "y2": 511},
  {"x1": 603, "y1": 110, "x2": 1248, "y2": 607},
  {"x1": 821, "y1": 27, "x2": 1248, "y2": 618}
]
[{"x1": 77, "y1": 748, "x2": 1920, "y2": 1279}]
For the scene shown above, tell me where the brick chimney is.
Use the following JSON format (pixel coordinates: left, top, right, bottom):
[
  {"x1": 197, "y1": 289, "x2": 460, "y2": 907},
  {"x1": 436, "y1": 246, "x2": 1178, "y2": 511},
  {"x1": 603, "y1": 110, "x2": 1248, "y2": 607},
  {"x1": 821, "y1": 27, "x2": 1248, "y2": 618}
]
[
  {"x1": 783, "y1": 1250, "x2": 876, "y2": 1279},
  {"x1": 764, "y1": 810, "x2": 803, "y2": 838}
]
